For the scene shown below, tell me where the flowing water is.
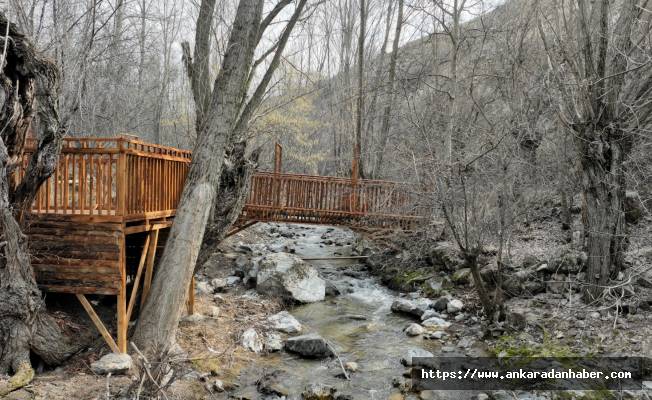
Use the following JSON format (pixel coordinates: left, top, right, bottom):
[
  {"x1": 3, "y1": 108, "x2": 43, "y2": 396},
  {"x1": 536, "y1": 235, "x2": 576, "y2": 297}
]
[{"x1": 233, "y1": 224, "x2": 444, "y2": 399}]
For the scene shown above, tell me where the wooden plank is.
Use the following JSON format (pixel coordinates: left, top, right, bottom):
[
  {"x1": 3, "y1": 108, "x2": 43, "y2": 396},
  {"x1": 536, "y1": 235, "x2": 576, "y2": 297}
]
[
  {"x1": 76, "y1": 294, "x2": 120, "y2": 353},
  {"x1": 140, "y1": 228, "x2": 159, "y2": 310},
  {"x1": 127, "y1": 233, "x2": 151, "y2": 321},
  {"x1": 118, "y1": 230, "x2": 127, "y2": 353}
]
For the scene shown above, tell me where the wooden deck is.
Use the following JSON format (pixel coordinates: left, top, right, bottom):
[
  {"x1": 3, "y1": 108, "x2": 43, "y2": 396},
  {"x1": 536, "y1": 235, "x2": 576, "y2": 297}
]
[{"x1": 22, "y1": 136, "x2": 424, "y2": 353}]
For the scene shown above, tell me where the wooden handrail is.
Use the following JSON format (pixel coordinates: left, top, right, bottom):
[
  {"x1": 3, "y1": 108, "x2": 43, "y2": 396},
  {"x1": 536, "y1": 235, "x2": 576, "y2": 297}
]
[{"x1": 23, "y1": 136, "x2": 423, "y2": 228}]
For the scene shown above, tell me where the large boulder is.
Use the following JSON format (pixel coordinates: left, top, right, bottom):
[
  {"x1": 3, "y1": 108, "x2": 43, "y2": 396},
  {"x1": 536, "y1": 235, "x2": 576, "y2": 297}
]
[
  {"x1": 427, "y1": 243, "x2": 463, "y2": 271},
  {"x1": 284, "y1": 333, "x2": 334, "y2": 358},
  {"x1": 90, "y1": 353, "x2": 132, "y2": 375},
  {"x1": 267, "y1": 311, "x2": 303, "y2": 334},
  {"x1": 256, "y1": 253, "x2": 325, "y2": 303},
  {"x1": 390, "y1": 298, "x2": 432, "y2": 318}
]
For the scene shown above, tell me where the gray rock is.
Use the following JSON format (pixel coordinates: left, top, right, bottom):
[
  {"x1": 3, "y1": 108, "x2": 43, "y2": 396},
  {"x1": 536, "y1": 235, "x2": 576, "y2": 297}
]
[
  {"x1": 433, "y1": 297, "x2": 449, "y2": 312},
  {"x1": 264, "y1": 333, "x2": 283, "y2": 352},
  {"x1": 211, "y1": 278, "x2": 227, "y2": 290},
  {"x1": 207, "y1": 306, "x2": 220, "y2": 318},
  {"x1": 404, "y1": 323, "x2": 426, "y2": 336},
  {"x1": 226, "y1": 276, "x2": 241, "y2": 286},
  {"x1": 391, "y1": 298, "x2": 432, "y2": 318},
  {"x1": 284, "y1": 333, "x2": 334, "y2": 358},
  {"x1": 536, "y1": 263, "x2": 550, "y2": 273},
  {"x1": 401, "y1": 348, "x2": 434, "y2": 366},
  {"x1": 211, "y1": 379, "x2": 225, "y2": 392},
  {"x1": 235, "y1": 255, "x2": 250, "y2": 269},
  {"x1": 90, "y1": 353, "x2": 132, "y2": 375},
  {"x1": 452, "y1": 268, "x2": 472, "y2": 285},
  {"x1": 325, "y1": 280, "x2": 341, "y2": 297},
  {"x1": 421, "y1": 316, "x2": 451, "y2": 329},
  {"x1": 181, "y1": 313, "x2": 206, "y2": 323},
  {"x1": 301, "y1": 383, "x2": 336, "y2": 400},
  {"x1": 241, "y1": 328, "x2": 263, "y2": 353},
  {"x1": 256, "y1": 253, "x2": 325, "y2": 303},
  {"x1": 267, "y1": 311, "x2": 303, "y2": 334},
  {"x1": 420, "y1": 309, "x2": 443, "y2": 321},
  {"x1": 447, "y1": 299, "x2": 464, "y2": 314},
  {"x1": 428, "y1": 331, "x2": 446, "y2": 340},
  {"x1": 196, "y1": 280, "x2": 213, "y2": 295},
  {"x1": 344, "y1": 361, "x2": 359, "y2": 372}
]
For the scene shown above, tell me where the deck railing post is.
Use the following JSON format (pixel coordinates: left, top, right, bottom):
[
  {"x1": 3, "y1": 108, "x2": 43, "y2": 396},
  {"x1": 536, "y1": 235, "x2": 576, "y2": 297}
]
[
  {"x1": 274, "y1": 143, "x2": 282, "y2": 212},
  {"x1": 117, "y1": 138, "x2": 127, "y2": 217}
]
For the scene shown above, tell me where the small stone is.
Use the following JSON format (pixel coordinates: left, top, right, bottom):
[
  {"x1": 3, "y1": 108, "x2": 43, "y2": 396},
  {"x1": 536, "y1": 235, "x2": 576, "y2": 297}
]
[
  {"x1": 590, "y1": 311, "x2": 601, "y2": 319},
  {"x1": 404, "y1": 323, "x2": 426, "y2": 336},
  {"x1": 264, "y1": 333, "x2": 283, "y2": 352},
  {"x1": 241, "y1": 328, "x2": 263, "y2": 353},
  {"x1": 226, "y1": 276, "x2": 241, "y2": 286},
  {"x1": 536, "y1": 263, "x2": 549, "y2": 273},
  {"x1": 421, "y1": 317, "x2": 451, "y2": 329},
  {"x1": 181, "y1": 313, "x2": 206, "y2": 323},
  {"x1": 446, "y1": 299, "x2": 464, "y2": 314},
  {"x1": 208, "y1": 306, "x2": 220, "y2": 318},
  {"x1": 211, "y1": 278, "x2": 227, "y2": 290},
  {"x1": 344, "y1": 361, "x2": 359, "y2": 372},
  {"x1": 196, "y1": 280, "x2": 213, "y2": 295},
  {"x1": 301, "y1": 383, "x2": 336, "y2": 400},
  {"x1": 442, "y1": 346, "x2": 455, "y2": 352},
  {"x1": 401, "y1": 348, "x2": 434, "y2": 366},
  {"x1": 90, "y1": 353, "x2": 132, "y2": 375},
  {"x1": 211, "y1": 379, "x2": 225, "y2": 392},
  {"x1": 420, "y1": 310, "x2": 442, "y2": 321},
  {"x1": 476, "y1": 394, "x2": 489, "y2": 400},
  {"x1": 454, "y1": 313, "x2": 466, "y2": 322},
  {"x1": 268, "y1": 311, "x2": 303, "y2": 334},
  {"x1": 429, "y1": 331, "x2": 445, "y2": 340}
]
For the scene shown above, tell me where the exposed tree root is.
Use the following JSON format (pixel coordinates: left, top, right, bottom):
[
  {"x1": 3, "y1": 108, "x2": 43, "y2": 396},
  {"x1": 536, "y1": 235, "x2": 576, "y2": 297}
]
[{"x1": 0, "y1": 361, "x2": 34, "y2": 396}]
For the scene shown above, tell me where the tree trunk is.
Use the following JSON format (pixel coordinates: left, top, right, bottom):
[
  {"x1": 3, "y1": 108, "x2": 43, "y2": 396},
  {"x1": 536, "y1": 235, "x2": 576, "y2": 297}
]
[
  {"x1": 0, "y1": 13, "x2": 87, "y2": 394},
  {"x1": 374, "y1": 0, "x2": 403, "y2": 178},
  {"x1": 195, "y1": 142, "x2": 260, "y2": 270},
  {"x1": 132, "y1": 0, "x2": 264, "y2": 354},
  {"x1": 354, "y1": 0, "x2": 366, "y2": 178},
  {"x1": 581, "y1": 129, "x2": 628, "y2": 301}
]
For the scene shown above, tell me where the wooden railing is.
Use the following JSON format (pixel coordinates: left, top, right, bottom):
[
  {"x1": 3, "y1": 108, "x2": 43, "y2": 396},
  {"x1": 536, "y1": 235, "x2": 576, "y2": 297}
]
[
  {"x1": 23, "y1": 136, "x2": 191, "y2": 221},
  {"x1": 23, "y1": 137, "x2": 423, "y2": 228},
  {"x1": 243, "y1": 172, "x2": 424, "y2": 228}
]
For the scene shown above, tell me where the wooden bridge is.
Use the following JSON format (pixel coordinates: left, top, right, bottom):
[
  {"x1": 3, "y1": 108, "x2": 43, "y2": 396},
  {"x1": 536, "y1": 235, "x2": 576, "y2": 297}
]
[{"x1": 22, "y1": 136, "x2": 423, "y2": 353}]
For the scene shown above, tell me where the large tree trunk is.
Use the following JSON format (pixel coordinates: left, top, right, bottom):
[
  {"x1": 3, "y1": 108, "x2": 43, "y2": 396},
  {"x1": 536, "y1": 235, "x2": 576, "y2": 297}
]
[
  {"x1": 195, "y1": 142, "x2": 260, "y2": 270},
  {"x1": 0, "y1": 13, "x2": 87, "y2": 395},
  {"x1": 132, "y1": 0, "x2": 264, "y2": 354},
  {"x1": 580, "y1": 128, "x2": 628, "y2": 301}
]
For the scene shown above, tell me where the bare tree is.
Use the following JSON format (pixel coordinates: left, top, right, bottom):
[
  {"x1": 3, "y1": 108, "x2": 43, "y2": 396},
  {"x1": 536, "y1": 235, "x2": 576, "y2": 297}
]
[
  {"x1": 132, "y1": 0, "x2": 310, "y2": 355},
  {"x1": 537, "y1": 0, "x2": 652, "y2": 301}
]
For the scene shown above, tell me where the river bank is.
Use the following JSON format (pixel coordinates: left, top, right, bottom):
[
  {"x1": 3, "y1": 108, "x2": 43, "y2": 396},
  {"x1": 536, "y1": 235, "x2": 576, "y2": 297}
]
[{"x1": 4, "y1": 219, "x2": 651, "y2": 400}]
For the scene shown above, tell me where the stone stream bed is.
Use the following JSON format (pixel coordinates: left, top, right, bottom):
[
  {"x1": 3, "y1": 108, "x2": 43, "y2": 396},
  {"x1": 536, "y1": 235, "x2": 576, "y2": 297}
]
[{"x1": 221, "y1": 224, "x2": 489, "y2": 400}]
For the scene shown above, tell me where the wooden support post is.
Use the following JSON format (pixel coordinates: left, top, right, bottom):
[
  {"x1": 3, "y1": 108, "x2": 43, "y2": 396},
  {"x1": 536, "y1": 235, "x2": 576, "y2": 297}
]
[
  {"x1": 186, "y1": 276, "x2": 195, "y2": 315},
  {"x1": 126, "y1": 233, "x2": 151, "y2": 321},
  {"x1": 117, "y1": 234, "x2": 127, "y2": 353},
  {"x1": 76, "y1": 294, "x2": 120, "y2": 354},
  {"x1": 140, "y1": 228, "x2": 159, "y2": 310}
]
